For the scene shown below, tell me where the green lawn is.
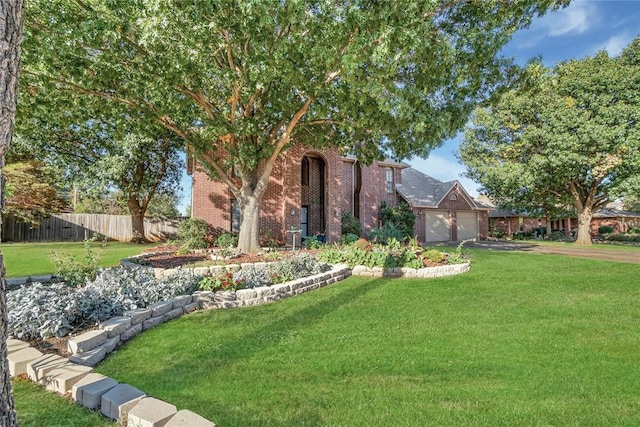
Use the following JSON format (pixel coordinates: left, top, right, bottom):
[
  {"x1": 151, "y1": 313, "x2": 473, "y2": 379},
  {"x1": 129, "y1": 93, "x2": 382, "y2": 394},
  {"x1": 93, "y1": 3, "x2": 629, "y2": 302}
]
[
  {"x1": 12, "y1": 378, "x2": 116, "y2": 427},
  {"x1": 96, "y1": 249, "x2": 640, "y2": 426},
  {"x1": 0, "y1": 241, "x2": 154, "y2": 277}
]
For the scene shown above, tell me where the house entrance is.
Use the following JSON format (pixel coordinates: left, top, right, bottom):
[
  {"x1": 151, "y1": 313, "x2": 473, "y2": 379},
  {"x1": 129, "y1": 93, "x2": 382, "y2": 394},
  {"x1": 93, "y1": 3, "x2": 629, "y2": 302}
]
[{"x1": 300, "y1": 154, "x2": 326, "y2": 239}]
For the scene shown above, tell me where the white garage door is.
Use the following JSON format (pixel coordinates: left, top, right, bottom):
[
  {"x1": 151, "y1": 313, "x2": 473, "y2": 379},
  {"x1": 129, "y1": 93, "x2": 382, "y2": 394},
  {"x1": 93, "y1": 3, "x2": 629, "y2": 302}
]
[
  {"x1": 425, "y1": 210, "x2": 450, "y2": 242},
  {"x1": 457, "y1": 211, "x2": 478, "y2": 241}
]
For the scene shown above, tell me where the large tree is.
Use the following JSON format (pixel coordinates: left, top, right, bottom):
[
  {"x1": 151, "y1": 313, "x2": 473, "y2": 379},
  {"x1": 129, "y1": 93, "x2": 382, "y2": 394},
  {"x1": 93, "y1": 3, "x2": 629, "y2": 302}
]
[
  {"x1": 460, "y1": 40, "x2": 640, "y2": 244},
  {"x1": 0, "y1": 0, "x2": 23, "y2": 424},
  {"x1": 17, "y1": 117, "x2": 183, "y2": 242},
  {"x1": 21, "y1": 0, "x2": 568, "y2": 253}
]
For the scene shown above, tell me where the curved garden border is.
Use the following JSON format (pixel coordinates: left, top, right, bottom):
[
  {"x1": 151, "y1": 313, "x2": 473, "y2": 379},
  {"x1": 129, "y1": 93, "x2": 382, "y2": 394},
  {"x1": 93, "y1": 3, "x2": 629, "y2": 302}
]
[{"x1": 9, "y1": 254, "x2": 470, "y2": 426}]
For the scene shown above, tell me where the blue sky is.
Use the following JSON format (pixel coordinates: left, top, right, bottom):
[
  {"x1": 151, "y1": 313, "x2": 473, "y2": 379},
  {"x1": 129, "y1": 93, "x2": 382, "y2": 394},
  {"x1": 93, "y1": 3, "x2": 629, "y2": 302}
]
[
  {"x1": 409, "y1": 0, "x2": 640, "y2": 198},
  {"x1": 178, "y1": 1, "x2": 640, "y2": 214}
]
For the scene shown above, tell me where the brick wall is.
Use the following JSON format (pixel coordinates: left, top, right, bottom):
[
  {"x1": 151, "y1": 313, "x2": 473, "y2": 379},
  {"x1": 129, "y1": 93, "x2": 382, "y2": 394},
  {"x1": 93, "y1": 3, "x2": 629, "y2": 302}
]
[{"x1": 191, "y1": 145, "x2": 342, "y2": 245}]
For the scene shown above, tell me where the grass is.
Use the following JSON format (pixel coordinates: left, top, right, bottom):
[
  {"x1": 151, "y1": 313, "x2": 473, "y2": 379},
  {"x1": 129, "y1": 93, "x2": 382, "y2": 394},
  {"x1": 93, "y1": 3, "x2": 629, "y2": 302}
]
[
  {"x1": 0, "y1": 241, "x2": 154, "y2": 277},
  {"x1": 96, "y1": 249, "x2": 640, "y2": 426},
  {"x1": 12, "y1": 378, "x2": 116, "y2": 427}
]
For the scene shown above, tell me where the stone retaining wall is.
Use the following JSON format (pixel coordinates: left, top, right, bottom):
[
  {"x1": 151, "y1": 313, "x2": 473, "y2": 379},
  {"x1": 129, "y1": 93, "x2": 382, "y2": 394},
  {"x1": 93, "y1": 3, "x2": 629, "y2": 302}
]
[
  {"x1": 351, "y1": 262, "x2": 470, "y2": 278},
  {"x1": 9, "y1": 263, "x2": 351, "y2": 427}
]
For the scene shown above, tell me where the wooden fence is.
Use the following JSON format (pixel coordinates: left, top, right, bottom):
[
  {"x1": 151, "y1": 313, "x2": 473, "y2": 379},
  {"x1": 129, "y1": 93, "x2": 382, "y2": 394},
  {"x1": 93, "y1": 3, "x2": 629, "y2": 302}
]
[{"x1": 2, "y1": 214, "x2": 184, "y2": 242}]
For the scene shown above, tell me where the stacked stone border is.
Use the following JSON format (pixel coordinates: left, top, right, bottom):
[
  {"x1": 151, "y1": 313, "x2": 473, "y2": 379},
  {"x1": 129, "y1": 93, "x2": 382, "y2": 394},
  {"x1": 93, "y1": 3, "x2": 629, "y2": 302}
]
[
  {"x1": 9, "y1": 255, "x2": 469, "y2": 426},
  {"x1": 350, "y1": 262, "x2": 471, "y2": 278},
  {"x1": 8, "y1": 263, "x2": 351, "y2": 427}
]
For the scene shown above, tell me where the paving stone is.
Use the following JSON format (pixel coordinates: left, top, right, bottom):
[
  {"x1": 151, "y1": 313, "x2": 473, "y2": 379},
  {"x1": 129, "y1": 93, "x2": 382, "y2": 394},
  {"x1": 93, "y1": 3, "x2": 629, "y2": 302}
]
[
  {"x1": 26, "y1": 354, "x2": 68, "y2": 384},
  {"x1": 121, "y1": 323, "x2": 143, "y2": 341},
  {"x1": 127, "y1": 397, "x2": 177, "y2": 427},
  {"x1": 100, "y1": 316, "x2": 131, "y2": 338},
  {"x1": 101, "y1": 383, "x2": 146, "y2": 421},
  {"x1": 162, "y1": 307, "x2": 183, "y2": 322},
  {"x1": 183, "y1": 302, "x2": 199, "y2": 313},
  {"x1": 103, "y1": 336, "x2": 120, "y2": 354},
  {"x1": 69, "y1": 346, "x2": 106, "y2": 367},
  {"x1": 149, "y1": 300, "x2": 174, "y2": 317},
  {"x1": 124, "y1": 307, "x2": 152, "y2": 325},
  {"x1": 71, "y1": 373, "x2": 118, "y2": 409},
  {"x1": 172, "y1": 294, "x2": 192, "y2": 307},
  {"x1": 142, "y1": 315, "x2": 165, "y2": 331},
  {"x1": 7, "y1": 339, "x2": 29, "y2": 354},
  {"x1": 8, "y1": 347, "x2": 43, "y2": 376},
  {"x1": 235, "y1": 288, "x2": 257, "y2": 301},
  {"x1": 68, "y1": 329, "x2": 107, "y2": 354},
  {"x1": 165, "y1": 409, "x2": 216, "y2": 427},
  {"x1": 45, "y1": 364, "x2": 93, "y2": 394}
]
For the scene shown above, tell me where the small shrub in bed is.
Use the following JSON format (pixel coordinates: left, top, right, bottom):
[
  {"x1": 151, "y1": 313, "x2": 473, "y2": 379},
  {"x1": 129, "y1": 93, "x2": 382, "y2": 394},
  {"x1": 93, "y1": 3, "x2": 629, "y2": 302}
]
[
  {"x1": 598, "y1": 225, "x2": 615, "y2": 235},
  {"x1": 7, "y1": 267, "x2": 200, "y2": 340}
]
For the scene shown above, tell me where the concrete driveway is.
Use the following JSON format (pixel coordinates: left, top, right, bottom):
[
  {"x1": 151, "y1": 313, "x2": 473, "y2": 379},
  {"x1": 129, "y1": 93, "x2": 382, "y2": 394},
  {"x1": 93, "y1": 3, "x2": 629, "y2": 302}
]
[{"x1": 465, "y1": 240, "x2": 640, "y2": 264}]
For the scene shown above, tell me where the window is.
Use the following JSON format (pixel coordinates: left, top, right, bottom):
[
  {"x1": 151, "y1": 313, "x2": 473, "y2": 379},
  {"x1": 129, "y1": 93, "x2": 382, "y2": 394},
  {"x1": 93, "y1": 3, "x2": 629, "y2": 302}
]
[
  {"x1": 385, "y1": 168, "x2": 394, "y2": 193},
  {"x1": 301, "y1": 157, "x2": 310, "y2": 186},
  {"x1": 230, "y1": 199, "x2": 241, "y2": 233},
  {"x1": 449, "y1": 193, "x2": 458, "y2": 201}
]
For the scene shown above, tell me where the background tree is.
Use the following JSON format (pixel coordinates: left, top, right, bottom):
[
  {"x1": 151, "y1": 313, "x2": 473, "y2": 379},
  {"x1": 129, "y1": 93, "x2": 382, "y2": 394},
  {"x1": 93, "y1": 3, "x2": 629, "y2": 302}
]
[
  {"x1": 17, "y1": 114, "x2": 183, "y2": 242},
  {"x1": 21, "y1": 0, "x2": 568, "y2": 253},
  {"x1": 0, "y1": 0, "x2": 24, "y2": 424},
  {"x1": 460, "y1": 40, "x2": 640, "y2": 244}
]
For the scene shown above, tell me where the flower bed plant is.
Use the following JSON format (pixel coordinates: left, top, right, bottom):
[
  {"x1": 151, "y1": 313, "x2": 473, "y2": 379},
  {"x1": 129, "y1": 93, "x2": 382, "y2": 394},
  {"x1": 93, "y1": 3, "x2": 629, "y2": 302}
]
[
  {"x1": 7, "y1": 267, "x2": 200, "y2": 340},
  {"x1": 198, "y1": 253, "x2": 331, "y2": 291},
  {"x1": 318, "y1": 237, "x2": 469, "y2": 268}
]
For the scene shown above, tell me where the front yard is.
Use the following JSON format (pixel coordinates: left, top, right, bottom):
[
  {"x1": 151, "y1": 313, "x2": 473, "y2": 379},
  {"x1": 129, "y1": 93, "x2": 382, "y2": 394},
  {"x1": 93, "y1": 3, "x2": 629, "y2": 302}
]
[{"x1": 93, "y1": 248, "x2": 640, "y2": 426}]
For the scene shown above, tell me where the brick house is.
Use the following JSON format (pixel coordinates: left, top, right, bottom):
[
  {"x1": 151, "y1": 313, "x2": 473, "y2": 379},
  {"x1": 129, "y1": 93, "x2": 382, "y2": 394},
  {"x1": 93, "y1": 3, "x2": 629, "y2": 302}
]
[
  {"x1": 189, "y1": 146, "x2": 489, "y2": 246},
  {"x1": 486, "y1": 203, "x2": 640, "y2": 238}
]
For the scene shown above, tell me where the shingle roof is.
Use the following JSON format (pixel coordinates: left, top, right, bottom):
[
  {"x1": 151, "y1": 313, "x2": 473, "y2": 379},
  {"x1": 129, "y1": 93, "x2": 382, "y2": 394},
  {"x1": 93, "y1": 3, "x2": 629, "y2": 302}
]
[
  {"x1": 593, "y1": 208, "x2": 640, "y2": 219},
  {"x1": 396, "y1": 167, "x2": 487, "y2": 210}
]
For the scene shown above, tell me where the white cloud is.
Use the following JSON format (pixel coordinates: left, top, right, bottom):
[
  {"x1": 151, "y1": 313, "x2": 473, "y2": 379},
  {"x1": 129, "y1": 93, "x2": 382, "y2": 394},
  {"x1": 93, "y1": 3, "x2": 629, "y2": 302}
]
[
  {"x1": 529, "y1": 0, "x2": 598, "y2": 38},
  {"x1": 599, "y1": 32, "x2": 635, "y2": 57}
]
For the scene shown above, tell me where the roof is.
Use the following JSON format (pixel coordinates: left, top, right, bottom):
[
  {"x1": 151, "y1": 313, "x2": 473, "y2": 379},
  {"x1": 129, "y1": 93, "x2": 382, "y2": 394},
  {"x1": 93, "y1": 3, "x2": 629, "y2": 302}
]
[
  {"x1": 396, "y1": 167, "x2": 488, "y2": 210},
  {"x1": 592, "y1": 208, "x2": 640, "y2": 219}
]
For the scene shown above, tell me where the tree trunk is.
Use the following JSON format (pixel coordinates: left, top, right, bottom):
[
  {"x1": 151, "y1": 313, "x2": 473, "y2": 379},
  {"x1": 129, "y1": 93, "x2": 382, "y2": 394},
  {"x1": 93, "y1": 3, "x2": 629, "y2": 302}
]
[
  {"x1": 0, "y1": 1, "x2": 24, "y2": 425},
  {"x1": 574, "y1": 207, "x2": 593, "y2": 245},
  {"x1": 236, "y1": 192, "x2": 263, "y2": 254},
  {"x1": 127, "y1": 197, "x2": 148, "y2": 243},
  {"x1": 545, "y1": 215, "x2": 552, "y2": 238}
]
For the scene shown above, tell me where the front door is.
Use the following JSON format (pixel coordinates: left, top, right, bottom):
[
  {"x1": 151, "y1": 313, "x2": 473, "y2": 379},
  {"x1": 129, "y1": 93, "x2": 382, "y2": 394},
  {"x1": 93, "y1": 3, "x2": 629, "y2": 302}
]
[{"x1": 301, "y1": 206, "x2": 309, "y2": 238}]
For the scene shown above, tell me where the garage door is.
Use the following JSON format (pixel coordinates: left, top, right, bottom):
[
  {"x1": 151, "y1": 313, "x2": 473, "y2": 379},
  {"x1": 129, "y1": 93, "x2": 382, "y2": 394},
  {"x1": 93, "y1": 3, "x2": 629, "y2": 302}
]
[
  {"x1": 457, "y1": 211, "x2": 478, "y2": 241},
  {"x1": 425, "y1": 210, "x2": 450, "y2": 242}
]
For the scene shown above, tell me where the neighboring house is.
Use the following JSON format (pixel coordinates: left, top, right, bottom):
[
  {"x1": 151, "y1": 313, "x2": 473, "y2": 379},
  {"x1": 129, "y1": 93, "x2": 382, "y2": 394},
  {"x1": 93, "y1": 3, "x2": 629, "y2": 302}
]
[
  {"x1": 395, "y1": 168, "x2": 490, "y2": 243},
  {"x1": 189, "y1": 146, "x2": 488, "y2": 245},
  {"x1": 486, "y1": 202, "x2": 640, "y2": 238}
]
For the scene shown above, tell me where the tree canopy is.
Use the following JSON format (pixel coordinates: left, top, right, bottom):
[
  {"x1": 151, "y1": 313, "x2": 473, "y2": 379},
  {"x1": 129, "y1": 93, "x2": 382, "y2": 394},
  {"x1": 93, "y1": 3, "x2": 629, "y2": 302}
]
[
  {"x1": 20, "y1": 0, "x2": 568, "y2": 252},
  {"x1": 460, "y1": 38, "x2": 640, "y2": 244}
]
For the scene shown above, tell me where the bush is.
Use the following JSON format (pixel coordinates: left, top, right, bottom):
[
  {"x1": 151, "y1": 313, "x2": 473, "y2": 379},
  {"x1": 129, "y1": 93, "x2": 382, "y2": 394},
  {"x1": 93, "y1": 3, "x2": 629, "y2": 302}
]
[
  {"x1": 378, "y1": 201, "x2": 415, "y2": 240},
  {"x1": 548, "y1": 231, "x2": 565, "y2": 241},
  {"x1": 318, "y1": 242, "x2": 450, "y2": 269},
  {"x1": 598, "y1": 233, "x2": 640, "y2": 243},
  {"x1": 199, "y1": 270, "x2": 245, "y2": 292},
  {"x1": 177, "y1": 218, "x2": 210, "y2": 251},
  {"x1": 352, "y1": 238, "x2": 372, "y2": 251},
  {"x1": 488, "y1": 228, "x2": 505, "y2": 239},
  {"x1": 7, "y1": 267, "x2": 200, "y2": 340},
  {"x1": 423, "y1": 249, "x2": 445, "y2": 263},
  {"x1": 341, "y1": 212, "x2": 361, "y2": 236},
  {"x1": 369, "y1": 223, "x2": 403, "y2": 244},
  {"x1": 598, "y1": 225, "x2": 615, "y2": 235},
  {"x1": 50, "y1": 236, "x2": 104, "y2": 286},
  {"x1": 233, "y1": 254, "x2": 330, "y2": 288},
  {"x1": 340, "y1": 233, "x2": 359, "y2": 245},
  {"x1": 303, "y1": 235, "x2": 324, "y2": 249},
  {"x1": 215, "y1": 232, "x2": 238, "y2": 248}
]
